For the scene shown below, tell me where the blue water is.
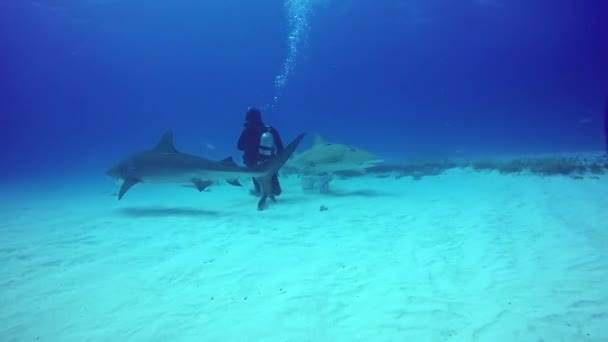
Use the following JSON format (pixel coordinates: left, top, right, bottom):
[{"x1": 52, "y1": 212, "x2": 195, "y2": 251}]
[
  {"x1": 1, "y1": 0, "x2": 607, "y2": 178},
  {"x1": 2, "y1": 2, "x2": 608, "y2": 340}
]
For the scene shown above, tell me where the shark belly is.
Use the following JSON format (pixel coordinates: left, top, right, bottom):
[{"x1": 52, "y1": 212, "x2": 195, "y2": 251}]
[{"x1": 140, "y1": 171, "x2": 213, "y2": 185}]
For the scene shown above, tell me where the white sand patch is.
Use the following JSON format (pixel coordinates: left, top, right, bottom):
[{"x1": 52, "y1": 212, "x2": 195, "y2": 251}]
[{"x1": 0, "y1": 171, "x2": 607, "y2": 341}]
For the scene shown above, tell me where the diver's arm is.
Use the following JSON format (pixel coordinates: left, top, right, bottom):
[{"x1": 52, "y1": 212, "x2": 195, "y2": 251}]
[{"x1": 237, "y1": 130, "x2": 248, "y2": 151}]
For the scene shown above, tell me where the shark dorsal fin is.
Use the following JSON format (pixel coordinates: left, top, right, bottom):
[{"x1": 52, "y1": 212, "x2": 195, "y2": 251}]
[
  {"x1": 220, "y1": 156, "x2": 237, "y2": 166},
  {"x1": 154, "y1": 131, "x2": 179, "y2": 154},
  {"x1": 312, "y1": 134, "x2": 328, "y2": 146}
]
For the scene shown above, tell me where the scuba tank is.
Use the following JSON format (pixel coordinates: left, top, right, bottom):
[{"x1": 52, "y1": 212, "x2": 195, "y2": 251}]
[{"x1": 259, "y1": 125, "x2": 276, "y2": 157}]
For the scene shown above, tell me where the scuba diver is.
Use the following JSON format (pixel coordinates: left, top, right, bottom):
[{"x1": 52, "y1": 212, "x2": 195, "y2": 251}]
[{"x1": 237, "y1": 107, "x2": 284, "y2": 197}]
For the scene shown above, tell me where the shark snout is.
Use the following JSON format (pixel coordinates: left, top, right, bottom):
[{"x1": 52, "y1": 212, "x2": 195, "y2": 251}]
[
  {"x1": 105, "y1": 171, "x2": 118, "y2": 182},
  {"x1": 105, "y1": 165, "x2": 123, "y2": 180},
  {"x1": 105, "y1": 169, "x2": 124, "y2": 187},
  {"x1": 105, "y1": 168, "x2": 116, "y2": 178}
]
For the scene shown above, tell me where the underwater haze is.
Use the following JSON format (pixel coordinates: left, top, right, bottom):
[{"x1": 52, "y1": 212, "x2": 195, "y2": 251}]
[
  {"x1": 2, "y1": 1, "x2": 608, "y2": 341},
  {"x1": 2, "y1": 0, "x2": 607, "y2": 178}
]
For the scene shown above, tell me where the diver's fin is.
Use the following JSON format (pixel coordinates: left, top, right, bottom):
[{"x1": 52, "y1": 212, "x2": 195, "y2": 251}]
[
  {"x1": 257, "y1": 196, "x2": 267, "y2": 211},
  {"x1": 191, "y1": 178, "x2": 214, "y2": 192},
  {"x1": 154, "y1": 131, "x2": 179, "y2": 154},
  {"x1": 118, "y1": 178, "x2": 140, "y2": 200}
]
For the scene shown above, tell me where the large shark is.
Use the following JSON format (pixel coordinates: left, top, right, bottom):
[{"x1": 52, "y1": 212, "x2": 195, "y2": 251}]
[
  {"x1": 284, "y1": 134, "x2": 384, "y2": 175},
  {"x1": 106, "y1": 131, "x2": 305, "y2": 210}
]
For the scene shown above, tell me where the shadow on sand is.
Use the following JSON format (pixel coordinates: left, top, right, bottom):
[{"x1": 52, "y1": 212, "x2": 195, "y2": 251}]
[
  {"x1": 324, "y1": 189, "x2": 398, "y2": 198},
  {"x1": 118, "y1": 207, "x2": 220, "y2": 218}
]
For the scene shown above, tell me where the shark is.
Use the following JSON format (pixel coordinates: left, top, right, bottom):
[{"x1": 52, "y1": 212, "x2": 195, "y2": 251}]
[
  {"x1": 284, "y1": 134, "x2": 384, "y2": 175},
  {"x1": 106, "y1": 131, "x2": 305, "y2": 210}
]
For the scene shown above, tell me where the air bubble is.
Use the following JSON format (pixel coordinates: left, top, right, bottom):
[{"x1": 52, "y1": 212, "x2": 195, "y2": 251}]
[{"x1": 269, "y1": 0, "x2": 317, "y2": 108}]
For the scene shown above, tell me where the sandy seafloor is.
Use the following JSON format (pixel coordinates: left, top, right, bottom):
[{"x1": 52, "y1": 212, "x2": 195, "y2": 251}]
[{"x1": 1, "y1": 168, "x2": 607, "y2": 342}]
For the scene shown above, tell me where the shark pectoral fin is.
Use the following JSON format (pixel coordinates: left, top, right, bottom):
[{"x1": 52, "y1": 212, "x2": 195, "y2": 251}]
[
  {"x1": 191, "y1": 178, "x2": 214, "y2": 192},
  {"x1": 118, "y1": 178, "x2": 140, "y2": 200},
  {"x1": 227, "y1": 178, "x2": 242, "y2": 187}
]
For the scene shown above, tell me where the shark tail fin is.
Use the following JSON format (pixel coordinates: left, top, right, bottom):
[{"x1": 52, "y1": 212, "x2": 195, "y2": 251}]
[
  {"x1": 253, "y1": 133, "x2": 305, "y2": 209},
  {"x1": 255, "y1": 133, "x2": 305, "y2": 177}
]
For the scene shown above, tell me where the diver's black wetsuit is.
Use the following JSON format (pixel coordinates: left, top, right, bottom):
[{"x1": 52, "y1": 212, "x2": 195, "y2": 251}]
[{"x1": 237, "y1": 109, "x2": 284, "y2": 196}]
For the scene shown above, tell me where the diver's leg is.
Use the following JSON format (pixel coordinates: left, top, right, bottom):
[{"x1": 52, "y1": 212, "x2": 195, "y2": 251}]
[
  {"x1": 257, "y1": 195, "x2": 268, "y2": 210},
  {"x1": 252, "y1": 177, "x2": 261, "y2": 195},
  {"x1": 245, "y1": 161, "x2": 262, "y2": 196},
  {"x1": 272, "y1": 173, "x2": 282, "y2": 196}
]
